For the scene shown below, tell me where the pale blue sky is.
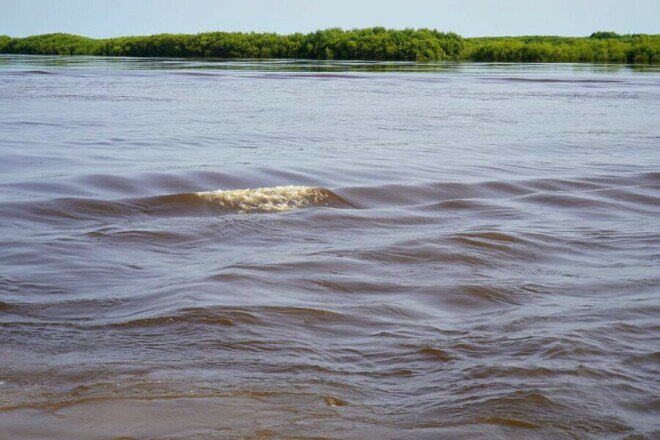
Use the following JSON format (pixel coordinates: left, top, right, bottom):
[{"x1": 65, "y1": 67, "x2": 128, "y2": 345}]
[{"x1": 1, "y1": 0, "x2": 658, "y2": 38}]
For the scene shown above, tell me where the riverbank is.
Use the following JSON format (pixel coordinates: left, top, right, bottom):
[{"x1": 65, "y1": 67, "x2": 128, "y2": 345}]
[{"x1": 1, "y1": 29, "x2": 658, "y2": 63}]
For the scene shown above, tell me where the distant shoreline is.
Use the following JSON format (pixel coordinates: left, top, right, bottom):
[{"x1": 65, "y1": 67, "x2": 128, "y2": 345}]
[{"x1": 1, "y1": 29, "x2": 658, "y2": 64}]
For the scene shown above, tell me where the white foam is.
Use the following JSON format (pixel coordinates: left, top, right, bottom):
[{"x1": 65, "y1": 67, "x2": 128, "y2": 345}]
[{"x1": 196, "y1": 185, "x2": 334, "y2": 213}]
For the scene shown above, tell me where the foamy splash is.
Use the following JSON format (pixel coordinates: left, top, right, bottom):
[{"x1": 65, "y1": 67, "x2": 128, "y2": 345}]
[{"x1": 196, "y1": 185, "x2": 338, "y2": 213}]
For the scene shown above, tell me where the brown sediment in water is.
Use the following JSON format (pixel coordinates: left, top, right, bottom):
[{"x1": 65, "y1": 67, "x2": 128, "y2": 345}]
[{"x1": 0, "y1": 57, "x2": 658, "y2": 439}]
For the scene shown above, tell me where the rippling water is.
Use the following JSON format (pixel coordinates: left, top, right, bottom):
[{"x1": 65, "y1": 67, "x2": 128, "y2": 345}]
[{"x1": 1, "y1": 55, "x2": 659, "y2": 439}]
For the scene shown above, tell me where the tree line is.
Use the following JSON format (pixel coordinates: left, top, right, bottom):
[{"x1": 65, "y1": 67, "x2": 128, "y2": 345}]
[{"x1": 0, "y1": 29, "x2": 657, "y2": 63}]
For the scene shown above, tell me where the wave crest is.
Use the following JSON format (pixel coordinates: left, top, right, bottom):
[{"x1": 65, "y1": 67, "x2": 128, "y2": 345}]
[{"x1": 196, "y1": 185, "x2": 343, "y2": 213}]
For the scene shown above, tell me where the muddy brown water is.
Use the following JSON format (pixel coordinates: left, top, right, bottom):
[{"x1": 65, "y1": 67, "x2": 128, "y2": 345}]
[{"x1": 0, "y1": 55, "x2": 659, "y2": 439}]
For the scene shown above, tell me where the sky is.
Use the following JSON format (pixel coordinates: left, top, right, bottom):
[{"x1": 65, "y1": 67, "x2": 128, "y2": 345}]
[{"x1": 1, "y1": 0, "x2": 658, "y2": 38}]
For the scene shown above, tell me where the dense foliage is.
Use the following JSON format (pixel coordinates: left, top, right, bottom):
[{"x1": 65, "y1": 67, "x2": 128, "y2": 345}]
[
  {"x1": 0, "y1": 29, "x2": 658, "y2": 63},
  {"x1": 463, "y1": 34, "x2": 659, "y2": 63}
]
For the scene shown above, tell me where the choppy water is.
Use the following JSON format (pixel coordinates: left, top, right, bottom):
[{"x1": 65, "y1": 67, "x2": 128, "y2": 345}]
[{"x1": 0, "y1": 55, "x2": 659, "y2": 439}]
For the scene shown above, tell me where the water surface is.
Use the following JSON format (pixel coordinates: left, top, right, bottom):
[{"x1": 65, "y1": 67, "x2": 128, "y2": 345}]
[{"x1": 0, "y1": 55, "x2": 659, "y2": 439}]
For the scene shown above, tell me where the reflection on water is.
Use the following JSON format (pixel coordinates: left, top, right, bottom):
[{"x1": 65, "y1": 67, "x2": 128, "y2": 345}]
[
  {"x1": 0, "y1": 55, "x2": 658, "y2": 439},
  {"x1": 2, "y1": 53, "x2": 659, "y2": 73}
]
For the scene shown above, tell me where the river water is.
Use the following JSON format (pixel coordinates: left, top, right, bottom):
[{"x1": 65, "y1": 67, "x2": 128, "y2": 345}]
[{"x1": 0, "y1": 55, "x2": 658, "y2": 439}]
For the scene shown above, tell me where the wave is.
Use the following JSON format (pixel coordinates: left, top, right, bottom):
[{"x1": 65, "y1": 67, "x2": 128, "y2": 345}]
[
  {"x1": 195, "y1": 185, "x2": 347, "y2": 213},
  {"x1": 0, "y1": 185, "x2": 351, "y2": 222},
  {"x1": 4, "y1": 69, "x2": 58, "y2": 75},
  {"x1": 484, "y1": 76, "x2": 624, "y2": 84},
  {"x1": 2, "y1": 173, "x2": 657, "y2": 224}
]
